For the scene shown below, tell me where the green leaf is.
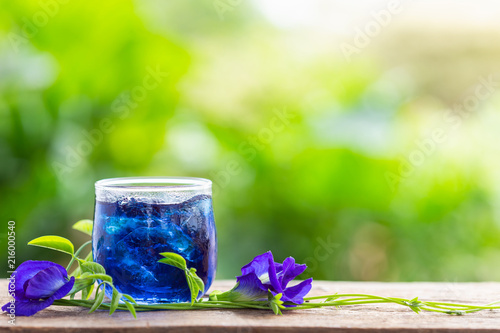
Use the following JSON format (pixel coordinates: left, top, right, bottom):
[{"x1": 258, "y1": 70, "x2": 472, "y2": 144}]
[
  {"x1": 270, "y1": 301, "x2": 282, "y2": 315},
  {"x1": 274, "y1": 293, "x2": 284, "y2": 305},
  {"x1": 78, "y1": 272, "x2": 93, "y2": 278},
  {"x1": 184, "y1": 268, "x2": 205, "y2": 304},
  {"x1": 410, "y1": 306, "x2": 421, "y2": 314},
  {"x1": 158, "y1": 252, "x2": 187, "y2": 270},
  {"x1": 69, "y1": 277, "x2": 94, "y2": 295},
  {"x1": 89, "y1": 287, "x2": 105, "y2": 313},
  {"x1": 72, "y1": 219, "x2": 93, "y2": 236},
  {"x1": 85, "y1": 273, "x2": 113, "y2": 282},
  {"x1": 186, "y1": 275, "x2": 198, "y2": 305},
  {"x1": 83, "y1": 283, "x2": 95, "y2": 300},
  {"x1": 158, "y1": 252, "x2": 204, "y2": 304},
  {"x1": 189, "y1": 268, "x2": 205, "y2": 295},
  {"x1": 81, "y1": 262, "x2": 106, "y2": 274},
  {"x1": 124, "y1": 301, "x2": 137, "y2": 319},
  {"x1": 84, "y1": 251, "x2": 93, "y2": 262},
  {"x1": 122, "y1": 294, "x2": 137, "y2": 305},
  {"x1": 82, "y1": 288, "x2": 88, "y2": 300},
  {"x1": 71, "y1": 252, "x2": 94, "y2": 278},
  {"x1": 208, "y1": 290, "x2": 222, "y2": 301},
  {"x1": 28, "y1": 236, "x2": 74, "y2": 255},
  {"x1": 268, "y1": 291, "x2": 284, "y2": 315},
  {"x1": 109, "y1": 288, "x2": 122, "y2": 315}
]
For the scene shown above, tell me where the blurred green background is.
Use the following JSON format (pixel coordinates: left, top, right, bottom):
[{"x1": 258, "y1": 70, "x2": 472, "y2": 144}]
[{"x1": 2, "y1": 0, "x2": 500, "y2": 282}]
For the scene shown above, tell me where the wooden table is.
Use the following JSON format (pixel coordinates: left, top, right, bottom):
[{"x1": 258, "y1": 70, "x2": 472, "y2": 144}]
[{"x1": 2, "y1": 279, "x2": 500, "y2": 332}]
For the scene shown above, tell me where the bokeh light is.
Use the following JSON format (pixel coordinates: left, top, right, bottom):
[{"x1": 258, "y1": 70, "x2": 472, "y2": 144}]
[{"x1": 2, "y1": 0, "x2": 500, "y2": 282}]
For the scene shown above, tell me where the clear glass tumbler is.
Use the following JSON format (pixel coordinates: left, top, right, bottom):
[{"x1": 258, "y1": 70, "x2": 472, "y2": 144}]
[{"x1": 92, "y1": 177, "x2": 217, "y2": 303}]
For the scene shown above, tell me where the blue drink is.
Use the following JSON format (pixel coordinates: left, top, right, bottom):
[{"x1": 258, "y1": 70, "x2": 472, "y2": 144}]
[{"x1": 92, "y1": 177, "x2": 217, "y2": 304}]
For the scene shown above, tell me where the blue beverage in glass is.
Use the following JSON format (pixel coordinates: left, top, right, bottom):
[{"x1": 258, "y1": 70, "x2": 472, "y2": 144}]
[{"x1": 92, "y1": 177, "x2": 217, "y2": 304}]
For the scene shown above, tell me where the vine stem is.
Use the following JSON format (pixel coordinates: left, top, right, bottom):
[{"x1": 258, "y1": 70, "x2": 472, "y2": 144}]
[
  {"x1": 301, "y1": 293, "x2": 500, "y2": 314},
  {"x1": 53, "y1": 294, "x2": 500, "y2": 316},
  {"x1": 66, "y1": 240, "x2": 92, "y2": 271},
  {"x1": 53, "y1": 299, "x2": 272, "y2": 311}
]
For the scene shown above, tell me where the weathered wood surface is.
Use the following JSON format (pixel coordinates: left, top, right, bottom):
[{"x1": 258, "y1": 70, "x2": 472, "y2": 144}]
[{"x1": 2, "y1": 279, "x2": 500, "y2": 332}]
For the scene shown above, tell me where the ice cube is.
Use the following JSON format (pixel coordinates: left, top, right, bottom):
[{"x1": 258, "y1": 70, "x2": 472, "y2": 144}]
[
  {"x1": 175, "y1": 195, "x2": 213, "y2": 241},
  {"x1": 112, "y1": 225, "x2": 199, "y2": 292},
  {"x1": 117, "y1": 198, "x2": 155, "y2": 218}
]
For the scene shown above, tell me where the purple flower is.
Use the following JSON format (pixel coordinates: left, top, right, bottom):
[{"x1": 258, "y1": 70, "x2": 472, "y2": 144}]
[
  {"x1": 216, "y1": 251, "x2": 312, "y2": 305},
  {"x1": 2, "y1": 261, "x2": 75, "y2": 316}
]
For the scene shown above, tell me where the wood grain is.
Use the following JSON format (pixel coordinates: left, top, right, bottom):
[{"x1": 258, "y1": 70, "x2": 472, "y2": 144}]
[{"x1": 1, "y1": 280, "x2": 500, "y2": 332}]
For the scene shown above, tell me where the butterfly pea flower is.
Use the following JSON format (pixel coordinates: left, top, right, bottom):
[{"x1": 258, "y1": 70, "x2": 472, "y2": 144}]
[
  {"x1": 215, "y1": 251, "x2": 313, "y2": 305},
  {"x1": 2, "y1": 261, "x2": 75, "y2": 316}
]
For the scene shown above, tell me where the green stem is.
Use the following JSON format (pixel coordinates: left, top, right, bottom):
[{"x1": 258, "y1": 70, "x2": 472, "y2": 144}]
[
  {"x1": 424, "y1": 300, "x2": 500, "y2": 309},
  {"x1": 291, "y1": 299, "x2": 393, "y2": 310},
  {"x1": 66, "y1": 240, "x2": 92, "y2": 271},
  {"x1": 70, "y1": 249, "x2": 94, "y2": 277},
  {"x1": 52, "y1": 292, "x2": 500, "y2": 316},
  {"x1": 305, "y1": 293, "x2": 404, "y2": 301},
  {"x1": 303, "y1": 293, "x2": 500, "y2": 314},
  {"x1": 53, "y1": 299, "x2": 271, "y2": 311}
]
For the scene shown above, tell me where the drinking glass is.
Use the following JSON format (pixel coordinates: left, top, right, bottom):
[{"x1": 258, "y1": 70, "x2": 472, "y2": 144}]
[{"x1": 92, "y1": 177, "x2": 217, "y2": 304}]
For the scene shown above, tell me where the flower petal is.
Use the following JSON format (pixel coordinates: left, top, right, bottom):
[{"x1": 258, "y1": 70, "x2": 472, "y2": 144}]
[
  {"x1": 232, "y1": 273, "x2": 268, "y2": 301},
  {"x1": 3, "y1": 298, "x2": 54, "y2": 317},
  {"x1": 279, "y1": 257, "x2": 307, "y2": 288},
  {"x1": 266, "y1": 254, "x2": 284, "y2": 294},
  {"x1": 240, "y1": 251, "x2": 274, "y2": 278},
  {"x1": 274, "y1": 262, "x2": 283, "y2": 274},
  {"x1": 1, "y1": 276, "x2": 75, "y2": 317},
  {"x1": 234, "y1": 251, "x2": 312, "y2": 306},
  {"x1": 282, "y1": 278, "x2": 313, "y2": 305},
  {"x1": 51, "y1": 276, "x2": 75, "y2": 301},
  {"x1": 1, "y1": 302, "x2": 13, "y2": 313},
  {"x1": 24, "y1": 267, "x2": 67, "y2": 299},
  {"x1": 13, "y1": 261, "x2": 67, "y2": 301}
]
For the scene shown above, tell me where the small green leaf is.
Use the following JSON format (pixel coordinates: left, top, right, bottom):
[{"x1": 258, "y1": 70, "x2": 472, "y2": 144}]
[
  {"x1": 78, "y1": 272, "x2": 92, "y2": 278},
  {"x1": 82, "y1": 288, "x2": 88, "y2": 300},
  {"x1": 274, "y1": 294, "x2": 284, "y2": 306},
  {"x1": 122, "y1": 294, "x2": 137, "y2": 305},
  {"x1": 89, "y1": 288, "x2": 105, "y2": 313},
  {"x1": 209, "y1": 290, "x2": 222, "y2": 301},
  {"x1": 124, "y1": 301, "x2": 137, "y2": 319},
  {"x1": 109, "y1": 288, "x2": 122, "y2": 315},
  {"x1": 409, "y1": 306, "x2": 421, "y2": 314},
  {"x1": 270, "y1": 301, "x2": 282, "y2": 315},
  {"x1": 81, "y1": 262, "x2": 106, "y2": 274},
  {"x1": 82, "y1": 286, "x2": 89, "y2": 300},
  {"x1": 72, "y1": 219, "x2": 93, "y2": 236},
  {"x1": 186, "y1": 275, "x2": 198, "y2": 305},
  {"x1": 71, "y1": 252, "x2": 94, "y2": 278},
  {"x1": 86, "y1": 273, "x2": 113, "y2": 282},
  {"x1": 69, "y1": 277, "x2": 94, "y2": 295},
  {"x1": 268, "y1": 291, "x2": 284, "y2": 315},
  {"x1": 83, "y1": 283, "x2": 95, "y2": 300},
  {"x1": 158, "y1": 252, "x2": 187, "y2": 270},
  {"x1": 184, "y1": 268, "x2": 205, "y2": 304},
  {"x1": 189, "y1": 268, "x2": 205, "y2": 295},
  {"x1": 84, "y1": 251, "x2": 93, "y2": 262},
  {"x1": 158, "y1": 252, "x2": 204, "y2": 304},
  {"x1": 28, "y1": 236, "x2": 74, "y2": 255}
]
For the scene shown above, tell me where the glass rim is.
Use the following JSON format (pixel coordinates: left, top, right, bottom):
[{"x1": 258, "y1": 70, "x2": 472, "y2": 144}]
[{"x1": 95, "y1": 177, "x2": 212, "y2": 192}]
